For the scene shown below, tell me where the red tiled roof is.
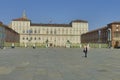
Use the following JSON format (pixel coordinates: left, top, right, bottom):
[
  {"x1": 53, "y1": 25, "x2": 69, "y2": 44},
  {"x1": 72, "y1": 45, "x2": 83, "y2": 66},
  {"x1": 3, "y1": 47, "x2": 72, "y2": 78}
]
[
  {"x1": 107, "y1": 21, "x2": 120, "y2": 26},
  {"x1": 109, "y1": 22, "x2": 120, "y2": 24},
  {"x1": 86, "y1": 26, "x2": 107, "y2": 33},
  {"x1": 12, "y1": 17, "x2": 30, "y2": 21},
  {"x1": 72, "y1": 20, "x2": 88, "y2": 23}
]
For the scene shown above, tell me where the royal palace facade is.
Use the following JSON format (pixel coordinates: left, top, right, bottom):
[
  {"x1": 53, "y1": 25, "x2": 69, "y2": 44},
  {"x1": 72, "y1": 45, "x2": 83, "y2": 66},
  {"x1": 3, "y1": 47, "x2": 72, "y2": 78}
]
[{"x1": 9, "y1": 12, "x2": 88, "y2": 47}]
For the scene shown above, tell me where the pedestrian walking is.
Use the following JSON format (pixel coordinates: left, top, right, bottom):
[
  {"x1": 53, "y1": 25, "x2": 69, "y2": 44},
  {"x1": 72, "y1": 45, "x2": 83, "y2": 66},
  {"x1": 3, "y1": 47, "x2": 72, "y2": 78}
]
[
  {"x1": 33, "y1": 44, "x2": 36, "y2": 49},
  {"x1": 11, "y1": 43, "x2": 15, "y2": 48},
  {"x1": 25, "y1": 43, "x2": 27, "y2": 48},
  {"x1": 83, "y1": 45, "x2": 88, "y2": 58}
]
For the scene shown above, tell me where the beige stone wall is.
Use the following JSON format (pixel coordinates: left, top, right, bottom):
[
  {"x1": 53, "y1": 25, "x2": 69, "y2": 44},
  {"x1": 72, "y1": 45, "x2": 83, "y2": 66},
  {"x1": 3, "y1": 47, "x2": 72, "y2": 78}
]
[{"x1": 10, "y1": 20, "x2": 88, "y2": 47}]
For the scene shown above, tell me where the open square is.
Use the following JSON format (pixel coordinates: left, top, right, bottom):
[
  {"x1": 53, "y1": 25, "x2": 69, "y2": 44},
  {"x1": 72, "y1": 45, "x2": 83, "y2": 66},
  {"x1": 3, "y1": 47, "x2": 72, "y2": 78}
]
[{"x1": 0, "y1": 48, "x2": 120, "y2": 80}]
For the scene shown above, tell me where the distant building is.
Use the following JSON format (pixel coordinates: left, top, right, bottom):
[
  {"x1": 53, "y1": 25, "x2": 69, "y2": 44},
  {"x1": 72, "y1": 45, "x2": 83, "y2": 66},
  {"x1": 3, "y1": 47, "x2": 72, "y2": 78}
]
[
  {"x1": 0, "y1": 22, "x2": 19, "y2": 48},
  {"x1": 81, "y1": 22, "x2": 120, "y2": 48},
  {"x1": 0, "y1": 22, "x2": 5, "y2": 48},
  {"x1": 9, "y1": 12, "x2": 88, "y2": 47}
]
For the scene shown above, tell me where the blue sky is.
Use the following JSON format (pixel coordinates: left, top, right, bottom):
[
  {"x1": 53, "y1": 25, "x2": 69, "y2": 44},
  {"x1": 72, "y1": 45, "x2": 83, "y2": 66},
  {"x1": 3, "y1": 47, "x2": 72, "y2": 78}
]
[{"x1": 0, "y1": 0, "x2": 120, "y2": 30}]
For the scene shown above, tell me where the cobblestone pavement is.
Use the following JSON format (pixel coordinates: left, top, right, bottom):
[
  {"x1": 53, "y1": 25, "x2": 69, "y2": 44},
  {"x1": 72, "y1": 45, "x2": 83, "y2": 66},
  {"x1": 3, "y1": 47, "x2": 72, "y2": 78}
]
[{"x1": 0, "y1": 48, "x2": 120, "y2": 80}]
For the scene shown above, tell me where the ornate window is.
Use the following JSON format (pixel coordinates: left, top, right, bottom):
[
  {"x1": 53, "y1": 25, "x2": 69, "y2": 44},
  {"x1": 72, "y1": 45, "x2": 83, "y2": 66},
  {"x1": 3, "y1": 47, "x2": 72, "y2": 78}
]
[
  {"x1": 34, "y1": 37, "x2": 36, "y2": 40},
  {"x1": 23, "y1": 37, "x2": 25, "y2": 40},
  {"x1": 34, "y1": 30, "x2": 37, "y2": 33},
  {"x1": 23, "y1": 30, "x2": 25, "y2": 33},
  {"x1": 50, "y1": 30, "x2": 52, "y2": 34},
  {"x1": 46, "y1": 29, "x2": 49, "y2": 34},
  {"x1": 30, "y1": 29, "x2": 33, "y2": 34},
  {"x1": 54, "y1": 29, "x2": 56, "y2": 34},
  {"x1": 26, "y1": 37, "x2": 28, "y2": 40},
  {"x1": 38, "y1": 29, "x2": 40, "y2": 33},
  {"x1": 62, "y1": 29, "x2": 64, "y2": 34}
]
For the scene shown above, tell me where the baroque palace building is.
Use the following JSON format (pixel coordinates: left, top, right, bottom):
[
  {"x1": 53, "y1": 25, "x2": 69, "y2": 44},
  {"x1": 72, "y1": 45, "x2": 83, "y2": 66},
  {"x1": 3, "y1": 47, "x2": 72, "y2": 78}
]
[{"x1": 9, "y1": 12, "x2": 88, "y2": 47}]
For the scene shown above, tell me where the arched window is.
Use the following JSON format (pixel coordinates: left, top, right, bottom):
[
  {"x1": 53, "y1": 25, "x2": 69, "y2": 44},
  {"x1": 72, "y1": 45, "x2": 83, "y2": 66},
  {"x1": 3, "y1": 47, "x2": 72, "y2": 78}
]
[
  {"x1": 39, "y1": 37, "x2": 41, "y2": 40},
  {"x1": 23, "y1": 37, "x2": 25, "y2": 40},
  {"x1": 26, "y1": 37, "x2": 28, "y2": 40},
  {"x1": 34, "y1": 37, "x2": 36, "y2": 40}
]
